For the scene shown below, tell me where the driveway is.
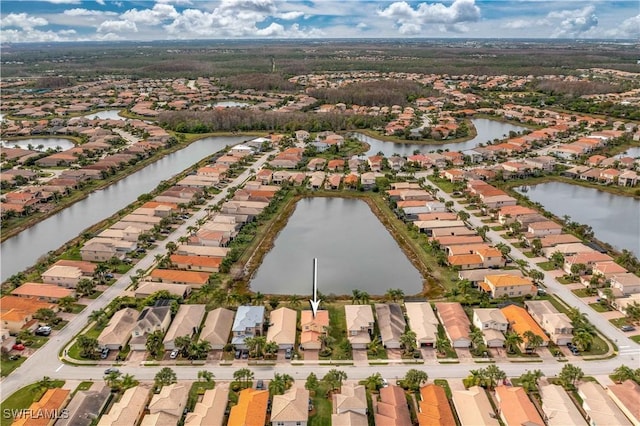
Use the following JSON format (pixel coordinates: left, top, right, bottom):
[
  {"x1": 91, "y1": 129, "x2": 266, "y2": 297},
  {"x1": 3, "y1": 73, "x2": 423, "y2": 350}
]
[{"x1": 352, "y1": 349, "x2": 368, "y2": 365}]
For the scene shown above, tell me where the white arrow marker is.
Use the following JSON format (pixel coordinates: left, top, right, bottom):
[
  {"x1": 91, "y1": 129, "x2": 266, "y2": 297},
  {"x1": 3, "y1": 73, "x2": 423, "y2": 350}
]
[{"x1": 309, "y1": 258, "x2": 321, "y2": 318}]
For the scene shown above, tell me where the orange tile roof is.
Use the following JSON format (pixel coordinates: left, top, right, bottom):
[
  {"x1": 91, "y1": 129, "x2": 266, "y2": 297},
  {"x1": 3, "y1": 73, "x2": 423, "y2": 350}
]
[
  {"x1": 495, "y1": 386, "x2": 544, "y2": 426},
  {"x1": 141, "y1": 201, "x2": 179, "y2": 210},
  {"x1": 500, "y1": 305, "x2": 549, "y2": 343},
  {"x1": 150, "y1": 269, "x2": 210, "y2": 284},
  {"x1": 13, "y1": 388, "x2": 70, "y2": 426},
  {"x1": 418, "y1": 385, "x2": 456, "y2": 426},
  {"x1": 0, "y1": 295, "x2": 56, "y2": 315},
  {"x1": 228, "y1": 389, "x2": 268, "y2": 426},
  {"x1": 11, "y1": 283, "x2": 74, "y2": 299},
  {"x1": 300, "y1": 310, "x2": 329, "y2": 345},
  {"x1": 169, "y1": 255, "x2": 223, "y2": 268},
  {"x1": 52, "y1": 260, "x2": 96, "y2": 274},
  {"x1": 448, "y1": 254, "x2": 483, "y2": 266},
  {"x1": 485, "y1": 275, "x2": 533, "y2": 288}
]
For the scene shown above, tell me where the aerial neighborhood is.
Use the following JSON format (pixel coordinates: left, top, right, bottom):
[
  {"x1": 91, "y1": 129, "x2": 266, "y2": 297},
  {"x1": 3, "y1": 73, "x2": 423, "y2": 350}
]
[{"x1": 1, "y1": 42, "x2": 639, "y2": 426}]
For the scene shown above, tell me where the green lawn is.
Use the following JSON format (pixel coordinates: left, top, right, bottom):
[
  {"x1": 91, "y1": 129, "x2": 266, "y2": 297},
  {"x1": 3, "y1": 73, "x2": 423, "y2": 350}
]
[
  {"x1": 631, "y1": 335, "x2": 640, "y2": 344},
  {"x1": 490, "y1": 226, "x2": 504, "y2": 231},
  {"x1": 309, "y1": 385, "x2": 333, "y2": 426},
  {"x1": 0, "y1": 354, "x2": 26, "y2": 377},
  {"x1": 427, "y1": 176, "x2": 457, "y2": 193},
  {"x1": 523, "y1": 252, "x2": 536, "y2": 258},
  {"x1": 572, "y1": 288, "x2": 593, "y2": 297},
  {"x1": 589, "y1": 303, "x2": 611, "y2": 313},
  {"x1": 557, "y1": 276, "x2": 575, "y2": 285},
  {"x1": 580, "y1": 335, "x2": 609, "y2": 356},
  {"x1": 537, "y1": 261, "x2": 558, "y2": 271},
  {"x1": 1, "y1": 381, "x2": 65, "y2": 426},
  {"x1": 70, "y1": 303, "x2": 87, "y2": 314},
  {"x1": 67, "y1": 327, "x2": 102, "y2": 361},
  {"x1": 609, "y1": 317, "x2": 634, "y2": 328},
  {"x1": 322, "y1": 303, "x2": 352, "y2": 360},
  {"x1": 186, "y1": 381, "x2": 216, "y2": 412}
]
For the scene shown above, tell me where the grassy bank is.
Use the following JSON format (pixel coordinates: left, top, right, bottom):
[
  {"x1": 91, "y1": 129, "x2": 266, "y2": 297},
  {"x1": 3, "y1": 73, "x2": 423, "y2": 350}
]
[
  {"x1": 1, "y1": 381, "x2": 65, "y2": 426},
  {"x1": 355, "y1": 118, "x2": 478, "y2": 146}
]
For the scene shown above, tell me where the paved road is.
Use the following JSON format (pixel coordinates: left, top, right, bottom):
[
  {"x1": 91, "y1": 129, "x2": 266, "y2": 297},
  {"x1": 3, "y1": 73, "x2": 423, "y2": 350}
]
[
  {"x1": 437, "y1": 187, "x2": 640, "y2": 354},
  {"x1": 0, "y1": 150, "x2": 273, "y2": 401}
]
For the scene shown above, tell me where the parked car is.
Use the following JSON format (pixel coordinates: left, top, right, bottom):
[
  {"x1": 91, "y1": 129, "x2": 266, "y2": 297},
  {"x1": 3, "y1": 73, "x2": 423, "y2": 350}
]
[
  {"x1": 234, "y1": 349, "x2": 241, "y2": 359},
  {"x1": 104, "y1": 368, "x2": 119, "y2": 375},
  {"x1": 35, "y1": 326, "x2": 51, "y2": 336},
  {"x1": 9, "y1": 354, "x2": 20, "y2": 361},
  {"x1": 169, "y1": 349, "x2": 179, "y2": 359},
  {"x1": 12, "y1": 344, "x2": 25, "y2": 351},
  {"x1": 621, "y1": 325, "x2": 636, "y2": 332},
  {"x1": 100, "y1": 348, "x2": 110, "y2": 359},
  {"x1": 256, "y1": 379, "x2": 264, "y2": 389},
  {"x1": 285, "y1": 348, "x2": 292, "y2": 359},
  {"x1": 241, "y1": 350, "x2": 249, "y2": 359}
]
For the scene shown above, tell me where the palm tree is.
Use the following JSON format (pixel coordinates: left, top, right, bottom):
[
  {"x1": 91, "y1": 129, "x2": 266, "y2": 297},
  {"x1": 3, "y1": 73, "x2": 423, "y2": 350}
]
[
  {"x1": 457, "y1": 210, "x2": 470, "y2": 222},
  {"x1": 174, "y1": 335, "x2": 192, "y2": 358},
  {"x1": 399, "y1": 330, "x2": 417, "y2": 356},
  {"x1": 558, "y1": 363, "x2": 583, "y2": 390},
  {"x1": 37, "y1": 376, "x2": 54, "y2": 390},
  {"x1": 76, "y1": 278, "x2": 96, "y2": 297},
  {"x1": 264, "y1": 341, "x2": 279, "y2": 359},
  {"x1": 120, "y1": 374, "x2": 138, "y2": 390},
  {"x1": 104, "y1": 370, "x2": 122, "y2": 389},
  {"x1": 550, "y1": 251, "x2": 565, "y2": 268},
  {"x1": 385, "y1": 288, "x2": 404, "y2": 302},
  {"x1": 351, "y1": 289, "x2": 362, "y2": 304},
  {"x1": 252, "y1": 292, "x2": 265, "y2": 306},
  {"x1": 76, "y1": 335, "x2": 99, "y2": 358},
  {"x1": 400, "y1": 369, "x2": 428, "y2": 391},
  {"x1": 58, "y1": 296, "x2": 76, "y2": 313},
  {"x1": 189, "y1": 340, "x2": 212, "y2": 360},
  {"x1": 363, "y1": 373, "x2": 385, "y2": 392},
  {"x1": 322, "y1": 369, "x2": 347, "y2": 393},
  {"x1": 367, "y1": 337, "x2": 383, "y2": 357},
  {"x1": 269, "y1": 373, "x2": 294, "y2": 396},
  {"x1": 233, "y1": 368, "x2": 254, "y2": 389},
  {"x1": 504, "y1": 331, "x2": 523, "y2": 354},
  {"x1": 470, "y1": 329, "x2": 485, "y2": 350},
  {"x1": 518, "y1": 369, "x2": 544, "y2": 393},
  {"x1": 146, "y1": 330, "x2": 165, "y2": 358},
  {"x1": 360, "y1": 291, "x2": 370, "y2": 305},
  {"x1": 523, "y1": 330, "x2": 543, "y2": 354},
  {"x1": 435, "y1": 337, "x2": 450, "y2": 356},
  {"x1": 484, "y1": 365, "x2": 506, "y2": 390},
  {"x1": 154, "y1": 367, "x2": 177, "y2": 388},
  {"x1": 611, "y1": 365, "x2": 635, "y2": 383},
  {"x1": 289, "y1": 294, "x2": 301, "y2": 308},
  {"x1": 572, "y1": 330, "x2": 593, "y2": 352},
  {"x1": 197, "y1": 370, "x2": 215, "y2": 383}
]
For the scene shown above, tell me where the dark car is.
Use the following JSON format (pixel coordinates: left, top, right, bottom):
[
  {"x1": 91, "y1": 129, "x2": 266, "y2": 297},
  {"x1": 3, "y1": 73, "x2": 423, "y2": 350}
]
[
  {"x1": 241, "y1": 350, "x2": 249, "y2": 359},
  {"x1": 285, "y1": 348, "x2": 292, "y2": 359},
  {"x1": 621, "y1": 325, "x2": 636, "y2": 332},
  {"x1": 234, "y1": 350, "x2": 241, "y2": 359},
  {"x1": 35, "y1": 326, "x2": 51, "y2": 336},
  {"x1": 100, "y1": 348, "x2": 110, "y2": 359},
  {"x1": 256, "y1": 379, "x2": 264, "y2": 389},
  {"x1": 104, "y1": 368, "x2": 119, "y2": 375}
]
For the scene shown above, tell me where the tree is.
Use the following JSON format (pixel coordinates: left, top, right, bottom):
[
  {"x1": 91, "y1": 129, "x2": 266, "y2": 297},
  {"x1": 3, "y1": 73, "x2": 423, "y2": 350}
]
[
  {"x1": 264, "y1": 341, "x2": 279, "y2": 359},
  {"x1": 385, "y1": 288, "x2": 404, "y2": 302},
  {"x1": 495, "y1": 243, "x2": 511, "y2": 257},
  {"x1": 104, "y1": 370, "x2": 123, "y2": 389},
  {"x1": 457, "y1": 210, "x2": 470, "y2": 222},
  {"x1": 189, "y1": 340, "x2": 212, "y2": 360},
  {"x1": 400, "y1": 330, "x2": 417, "y2": 356},
  {"x1": 89, "y1": 309, "x2": 108, "y2": 328},
  {"x1": 233, "y1": 368, "x2": 254, "y2": 389},
  {"x1": 269, "y1": 373, "x2": 294, "y2": 396},
  {"x1": 154, "y1": 367, "x2": 177, "y2": 388},
  {"x1": 146, "y1": 330, "x2": 165, "y2": 358},
  {"x1": 611, "y1": 365, "x2": 636, "y2": 384},
  {"x1": 363, "y1": 373, "x2": 385, "y2": 392},
  {"x1": 174, "y1": 335, "x2": 192, "y2": 358},
  {"x1": 400, "y1": 369, "x2": 428, "y2": 391},
  {"x1": 435, "y1": 337, "x2": 450, "y2": 356},
  {"x1": 528, "y1": 270, "x2": 545, "y2": 284},
  {"x1": 322, "y1": 369, "x2": 347, "y2": 393},
  {"x1": 367, "y1": 337, "x2": 383, "y2": 357},
  {"x1": 550, "y1": 251, "x2": 565, "y2": 268},
  {"x1": 484, "y1": 365, "x2": 507, "y2": 390},
  {"x1": 531, "y1": 238, "x2": 543, "y2": 256},
  {"x1": 518, "y1": 369, "x2": 544, "y2": 393},
  {"x1": 351, "y1": 289, "x2": 362, "y2": 304},
  {"x1": 77, "y1": 278, "x2": 96, "y2": 297},
  {"x1": 198, "y1": 370, "x2": 215, "y2": 383},
  {"x1": 34, "y1": 308, "x2": 57, "y2": 324},
  {"x1": 58, "y1": 296, "x2": 76, "y2": 313},
  {"x1": 558, "y1": 363, "x2": 583, "y2": 389},
  {"x1": 245, "y1": 335, "x2": 267, "y2": 359},
  {"x1": 504, "y1": 331, "x2": 524, "y2": 354},
  {"x1": 305, "y1": 372, "x2": 319, "y2": 393},
  {"x1": 572, "y1": 330, "x2": 594, "y2": 352},
  {"x1": 165, "y1": 241, "x2": 177, "y2": 254},
  {"x1": 37, "y1": 376, "x2": 54, "y2": 390},
  {"x1": 523, "y1": 330, "x2": 543, "y2": 354},
  {"x1": 76, "y1": 335, "x2": 99, "y2": 358}
]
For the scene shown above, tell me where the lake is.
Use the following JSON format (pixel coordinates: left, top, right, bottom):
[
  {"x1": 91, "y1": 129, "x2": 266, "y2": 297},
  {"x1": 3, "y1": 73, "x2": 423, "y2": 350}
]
[
  {"x1": 1, "y1": 138, "x2": 75, "y2": 151},
  {"x1": 250, "y1": 197, "x2": 423, "y2": 296},
  {"x1": 1, "y1": 136, "x2": 246, "y2": 281},
  {"x1": 211, "y1": 101, "x2": 251, "y2": 108},
  {"x1": 83, "y1": 110, "x2": 126, "y2": 120},
  {"x1": 357, "y1": 118, "x2": 529, "y2": 157},
  {"x1": 517, "y1": 182, "x2": 640, "y2": 256}
]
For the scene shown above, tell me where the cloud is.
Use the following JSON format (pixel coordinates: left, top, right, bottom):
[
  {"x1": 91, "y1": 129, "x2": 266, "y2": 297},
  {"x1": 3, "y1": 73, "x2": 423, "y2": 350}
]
[
  {"x1": 605, "y1": 14, "x2": 640, "y2": 39},
  {"x1": 64, "y1": 8, "x2": 117, "y2": 17},
  {"x1": 1, "y1": 28, "x2": 77, "y2": 43},
  {"x1": 548, "y1": 5, "x2": 598, "y2": 37},
  {"x1": 378, "y1": 0, "x2": 481, "y2": 34},
  {"x1": 96, "y1": 0, "x2": 105, "y2": 5},
  {"x1": 503, "y1": 19, "x2": 530, "y2": 30},
  {"x1": 97, "y1": 19, "x2": 138, "y2": 33},
  {"x1": 219, "y1": 0, "x2": 277, "y2": 14},
  {"x1": 43, "y1": 0, "x2": 81, "y2": 3},
  {"x1": 278, "y1": 11, "x2": 305, "y2": 20},
  {"x1": 1, "y1": 13, "x2": 48, "y2": 30},
  {"x1": 156, "y1": 0, "x2": 193, "y2": 4},
  {"x1": 121, "y1": 4, "x2": 179, "y2": 25}
]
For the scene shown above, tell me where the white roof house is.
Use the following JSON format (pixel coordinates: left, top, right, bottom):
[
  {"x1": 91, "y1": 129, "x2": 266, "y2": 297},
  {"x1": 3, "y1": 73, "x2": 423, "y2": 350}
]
[
  {"x1": 163, "y1": 304, "x2": 206, "y2": 350},
  {"x1": 199, "y1": 308, "x2": 234, "y2": 350},
  {"x1": 266, "y1": 307, "x2": 297, "y2": 349},
  {"x1": 540, "y1": 384, "x2": 588, "y2": 426},
  {"x1": 405, "y1": 302, "x2": 439, "y2": 347}
]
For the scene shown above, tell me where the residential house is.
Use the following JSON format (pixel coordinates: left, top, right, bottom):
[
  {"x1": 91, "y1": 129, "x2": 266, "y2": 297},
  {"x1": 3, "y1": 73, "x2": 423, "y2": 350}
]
[
  {"x1": 447, "y1": 254, "x2": 484, "y2": 270},
  {"x1": 11, "y1": 282, "x2": 75, "y2": 302},
  {"x1": 368, "y1": 155, "x2": 384, "y2": 172},
  {"x1": 169, "y1": 255, "x2": 222, "y2": 273},
  {"x1": 12, "y1": 388, "x2": 71, "y2": 426},
  {"x1": 200, "y1": 308, "x2": 235, "y2": 350},
  {"x1": 58, "y1": 383, "x2": 111, "y2": 426},
  {"x1": 418, "y1": 384, "x2": 457, "y2": 426},
  {"x1": 150, "y1": 269, "x2": 210, "y2": 289},
  {"x1": 266, "y1": 307, "x2": 297, "y2": 350},
  {"x1": 435, "y1": 302, "x2": 471, "y2": 348},
  {"x1": 270, "y1": 387, "x2": 310, "y2": 426},
  {"x1": 451, "y1": 386, "x2": 498, "y2": 426},
  {"x1": 495, "y1": 386, "x2": 544, "y2": 426},
  {"x1": 129, "y1": 306, "x2": 172, "y2": 351},
  {"x1": 184, "y1": 384, "x2": 229, "y2": 426},
  {"x1": 540, "y1": 384, "x2": 588, "y2": 426},
  {"x1": 610, "y1": 273, "x2": 640, "y2": 295},
  {"x1": 577, "y1": 382, "x2": 632, "y2": 426},
  {"x1": 163, "y1": 304, "x2": 206, "y2": 350},
  {"x1": 98, "y1": 308, "x2": 138, "y2": 350},
  {"x1": 0, "y1": 296, "x2": 57, "y2": 334},
  {"x1": 375, "y1": 385, "x2": 412, "y2": 426},
  {"x1": 607, "y1": 380, "x2": 640, "y2": 425},
  {"x1": 459, "y1": 268, "x2": 523, "y2": 286},
  {"x1": 374, "y1": 303, "x2": 406, "y2": 349},
  {"x1": 592, "y1": 261, "x2": 628, "y2": 277},
  {"x1": 41, "y1": 265, "x2": 83, "y2": 288},
  {"x1": 97, "y1": 385, "x2": 151, "y2": 426},
  {"x1": 404, "y1": 302, "x2": 439, "y2": 348},
  {"x1": 332, "y1": 384, "x2": 368, "y2": 426},
  {"x1": 527, "y1": 221, "x2": 563, "y2": 237},
  {"x1": 473, "y1": 308, "x2": 508, "y2": 348},
  {"x1": 345, "y1": 305, "x2": 375, "y2": 349},
  {"x1": 300, "y1": 309, "x2": 329, "y2": 351},
  {"x1": 142, "y1": 383, "x2": 189, "y2": 426},
  {"x1": 563, "y1": 252, "x2": 613, "y2": 275},
  {"x1": 228, "y1": 389, "x2": 269, "y2": 426},
  {"x1": 231, "y1": 306, "x2": 265, "y2": 350},
  {"x1": 525, "y1": 301, "x2": 573, "y2": 345},
  {"x1": 80, "y1": 241, "x2": 120, "y2": 262},
  {"x1": 479, "y1": 274, "x2": 537, "y2": 299},
  {"x1": 51, "y1": 259, "x2": 96, "y2": 276},
  {"x1": 134, "y1": 281, "x2": 190, "y2": 299},
  {"x1": 500, "y1": 305, "x2": 549, "y2": 351}
]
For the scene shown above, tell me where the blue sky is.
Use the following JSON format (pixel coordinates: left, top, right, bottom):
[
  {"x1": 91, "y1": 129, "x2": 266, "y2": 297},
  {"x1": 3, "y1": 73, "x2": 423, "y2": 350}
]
[{"x1": 1, "y1": 0, "x2": 638, "y2": 43}]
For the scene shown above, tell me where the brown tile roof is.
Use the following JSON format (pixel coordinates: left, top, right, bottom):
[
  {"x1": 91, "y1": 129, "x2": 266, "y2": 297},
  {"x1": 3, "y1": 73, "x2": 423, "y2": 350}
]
[
  {"x1": 418, "y1": 384, "x2": 456, "y2": 426},
  {"x1": 11, "y1": 283, "x2": 75, "y2": 299},
  {"x1": 228, "y1": 389, "x2": 268, "y2": 426}
]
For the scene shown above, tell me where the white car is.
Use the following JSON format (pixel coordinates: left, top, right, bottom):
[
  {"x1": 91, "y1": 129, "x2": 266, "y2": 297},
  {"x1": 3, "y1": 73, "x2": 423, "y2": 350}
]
[{"x1": 169, "y1": 349, "x2": 179, "y2": 359}]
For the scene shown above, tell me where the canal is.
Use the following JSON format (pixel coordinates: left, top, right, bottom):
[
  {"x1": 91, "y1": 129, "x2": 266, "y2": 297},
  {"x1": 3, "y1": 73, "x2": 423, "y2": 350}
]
[
  {"x1": 517, "y1": 182, "x2": 640, "y2": 257},
  {"x1": 250, "y1": 197, "x2": 424, "y2": 296},
  {"x1": 1, "y1": 138, "x2": 75, "y2": 151},
  {"x1": 357, "y1": 118, "x2": 529, "y2": 157},
  {"x1": 1, "y1": 136, "x2": 246, "y2": 281}
]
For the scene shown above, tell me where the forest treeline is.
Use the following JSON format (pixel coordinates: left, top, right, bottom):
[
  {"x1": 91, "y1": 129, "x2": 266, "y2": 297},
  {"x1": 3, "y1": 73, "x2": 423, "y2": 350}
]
[
  {"x1": 534, "y1": 80, "x2": 624, "y2": 96},
  {"x1": 220, "y1": 73, "x2": 298, "y2": 92},
  {"x1": 157, "y1": 109, "x2": 389, "y2": 133},
  {"x1": 307, "y1": 80, "x2": 437, "y2": 107}
]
